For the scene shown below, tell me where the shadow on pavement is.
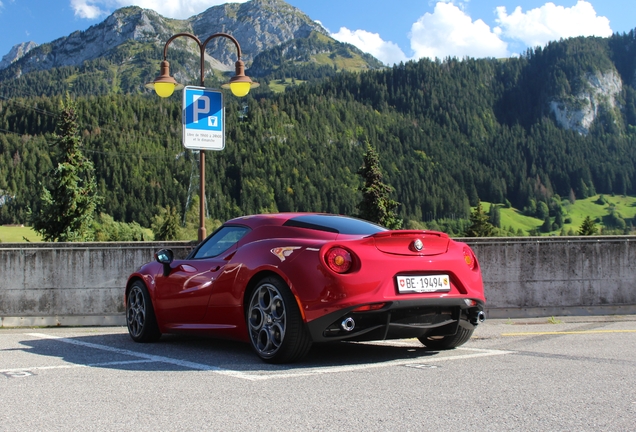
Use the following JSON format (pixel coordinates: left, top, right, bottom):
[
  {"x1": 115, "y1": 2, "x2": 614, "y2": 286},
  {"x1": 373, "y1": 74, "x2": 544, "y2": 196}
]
[{"x1": 14, "y1": 331, "x2": 442, "y2": 373}]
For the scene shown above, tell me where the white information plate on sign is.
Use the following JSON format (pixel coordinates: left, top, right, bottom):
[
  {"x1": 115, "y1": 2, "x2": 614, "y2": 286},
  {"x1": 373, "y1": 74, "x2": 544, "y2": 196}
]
[{"x1": 182, "y1": 86, "x2": 224, "y2": 150}]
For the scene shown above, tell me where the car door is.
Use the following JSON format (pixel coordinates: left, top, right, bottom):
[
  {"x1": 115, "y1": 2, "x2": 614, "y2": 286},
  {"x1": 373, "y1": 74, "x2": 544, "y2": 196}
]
[{"x1": 155, "y1": 225, "x2": 249, "y2": 324}]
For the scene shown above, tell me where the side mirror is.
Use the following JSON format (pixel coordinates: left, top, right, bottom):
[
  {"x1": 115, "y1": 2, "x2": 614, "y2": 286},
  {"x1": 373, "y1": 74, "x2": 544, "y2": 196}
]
[{"x1": 155, "y1": 249, "x2": 174, "y2": 277}]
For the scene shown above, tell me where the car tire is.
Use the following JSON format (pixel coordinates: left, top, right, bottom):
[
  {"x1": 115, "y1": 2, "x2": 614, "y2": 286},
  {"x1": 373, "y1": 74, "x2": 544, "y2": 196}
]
[
  {"x1": 126, "y1": 280, "x2": 161, "y2": 343},
  {"x1": 246, "y1": 276, "x2": 312, "y2": 363},
  {"x1": 418, "y1": 324, "x2": 474, "y2": 350}
]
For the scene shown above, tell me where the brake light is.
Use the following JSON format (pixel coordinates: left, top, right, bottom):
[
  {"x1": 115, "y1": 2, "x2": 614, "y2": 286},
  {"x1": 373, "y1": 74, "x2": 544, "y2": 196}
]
[
  {"x1": 325, "y1": 247, "x2": 353, "y2": 273},
  {"x1": 463, "y1": 246, "x2": 476, "y2": 270}
]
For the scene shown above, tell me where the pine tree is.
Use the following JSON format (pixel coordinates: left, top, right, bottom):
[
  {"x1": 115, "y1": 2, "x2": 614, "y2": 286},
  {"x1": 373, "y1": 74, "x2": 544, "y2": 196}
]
[
  {"x1": 30, "y1": 94, "x2": 99, "y2": 241},
  {"x1": 153, "y1": 206, "x2": 181, "y2": 241},
  {"x1": 357, "y1": 143, "x2": 402, "y2": 229},
  {"x1": 488, "y1": 204, "x2": 501, "y2": 228},
  {"x1": 554, "y1": 211, "x2": 564, "y2": 228},
  {"x1": 578, "y1": 216, "x2": 598, "y2": 235},
  {"x1": 465, "y1": 201, "x2": 496, "y2": 237},
  {"x1": 541, "y1": 215, "x2": 552, "y2": 233}
]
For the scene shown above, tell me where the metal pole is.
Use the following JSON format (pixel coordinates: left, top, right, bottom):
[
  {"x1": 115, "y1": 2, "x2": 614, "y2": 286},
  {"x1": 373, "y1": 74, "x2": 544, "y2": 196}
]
[
  {"x1": 199, "y1": 151, "x2": 206, "y2": 242},
  {"x1": 198, "y1": 41, "x2": 207, "y2": 242},
  {"x1": 161, "y1": 32, "x2": 246, "y2": 242}
]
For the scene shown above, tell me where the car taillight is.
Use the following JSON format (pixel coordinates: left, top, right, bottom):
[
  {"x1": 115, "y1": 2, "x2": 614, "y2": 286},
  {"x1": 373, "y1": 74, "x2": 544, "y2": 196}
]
[
  {"x1": 463, "y1": 246, "x2": 476, "y2": 270},
  {"x1": 325, "y1": 247, "x2": 353, "y2": 274}
]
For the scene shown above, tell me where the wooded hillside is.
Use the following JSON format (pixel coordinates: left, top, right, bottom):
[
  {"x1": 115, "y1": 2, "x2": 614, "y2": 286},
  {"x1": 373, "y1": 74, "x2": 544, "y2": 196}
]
[{"x1": 3, "y1": 33, "x2": 636, "y2": 231}]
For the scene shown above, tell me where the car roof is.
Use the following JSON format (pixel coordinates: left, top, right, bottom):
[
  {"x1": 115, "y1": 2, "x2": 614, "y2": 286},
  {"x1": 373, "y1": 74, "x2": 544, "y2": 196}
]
[
  {"x1": 224, "y1": 213, "x2": 387, "y2": 235},
  {"x1": 224, "y1": 213, "x2": 317, "y2": 229}
]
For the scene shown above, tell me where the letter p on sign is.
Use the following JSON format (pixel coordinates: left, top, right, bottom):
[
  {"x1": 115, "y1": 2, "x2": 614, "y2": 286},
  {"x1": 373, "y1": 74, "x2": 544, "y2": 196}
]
[{"x1": 192, "y1": 94, "x2": 210, "y2": 124}]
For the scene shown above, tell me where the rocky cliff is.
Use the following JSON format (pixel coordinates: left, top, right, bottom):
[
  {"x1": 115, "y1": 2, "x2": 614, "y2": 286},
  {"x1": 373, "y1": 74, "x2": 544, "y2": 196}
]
[
  {"x1": 10, "y1": 8, "x2": 175, "y2": 74},
  {"x1": 190, "y1": 0, "x2": 327, "y2": 66},
  {"x1": 549, "y1": 69, "x2": 623, "y2": 135},
  {"x1": 0, "y1": 41, "x2": 38, "y2": 70}
]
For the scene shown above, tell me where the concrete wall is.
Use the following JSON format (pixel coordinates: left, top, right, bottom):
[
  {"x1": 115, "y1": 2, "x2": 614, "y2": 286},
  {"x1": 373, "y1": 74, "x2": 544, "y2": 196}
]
[
  {"x1": 0, "y1": 242, "x2": 195, "y2": 327},
  {"x1": 1, "y1": 237, "x2": 635, "y2": 326},
  {"x1": 468, "y1": 236, "x2": 636, "y2": 318}
]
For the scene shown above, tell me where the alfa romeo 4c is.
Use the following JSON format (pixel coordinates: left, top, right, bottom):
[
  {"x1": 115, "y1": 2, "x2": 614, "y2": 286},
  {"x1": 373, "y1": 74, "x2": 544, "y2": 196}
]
[{"x1": 125, "y1": 213, "x2": 486, "y2": 363}]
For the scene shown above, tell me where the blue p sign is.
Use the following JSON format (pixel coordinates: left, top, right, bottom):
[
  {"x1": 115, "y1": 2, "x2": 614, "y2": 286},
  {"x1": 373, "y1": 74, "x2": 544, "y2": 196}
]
[{"x1": 182, "y1": 86, "x2": 224, "y2": 150}]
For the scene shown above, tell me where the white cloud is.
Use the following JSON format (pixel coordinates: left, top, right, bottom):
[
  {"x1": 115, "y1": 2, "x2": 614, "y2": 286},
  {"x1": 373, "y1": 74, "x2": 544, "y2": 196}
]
[
  {"x1": 70, "y1": 1, "x2": 248, "y2": 20},
  {"x1": 495, "y1": 1, "x2": 613, "y2": 48},
  {"x1": 71, "y1": 0, "x2": 106, "y2": 19},
  {"x1": 332, "y1": 1, "x2": 512, "y2": 64},
  {"x1": 410, "y1": 2, "x2": 509, "y2": 60},
  {"x1": 67, "y1": 0, "x2": 614, "y2": 64},
  {"x1": 331, "y1": 28, "x2": 408, "y2": 65}
]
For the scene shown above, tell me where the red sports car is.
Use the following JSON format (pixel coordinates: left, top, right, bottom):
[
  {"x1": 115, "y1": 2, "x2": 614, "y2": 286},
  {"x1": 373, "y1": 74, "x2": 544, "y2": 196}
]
[{"x1": 125, "y1": 213, "x2": 486, "y2": 363}]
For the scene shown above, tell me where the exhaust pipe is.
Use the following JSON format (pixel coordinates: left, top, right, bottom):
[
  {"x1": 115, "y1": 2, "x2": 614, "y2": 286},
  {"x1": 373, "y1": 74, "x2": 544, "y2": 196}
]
[
  {"x1": 341, "y1": 317, "x2": 356, "y2": 332},
  {"x1": 469, "y1": 310, "x2": 486, "y2": 325}
]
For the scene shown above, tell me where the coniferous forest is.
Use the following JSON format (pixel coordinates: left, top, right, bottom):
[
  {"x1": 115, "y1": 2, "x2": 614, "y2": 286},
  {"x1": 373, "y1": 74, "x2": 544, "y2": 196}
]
[{"x1": 3, "y1": 33, "x2": 636, "y2": 235}]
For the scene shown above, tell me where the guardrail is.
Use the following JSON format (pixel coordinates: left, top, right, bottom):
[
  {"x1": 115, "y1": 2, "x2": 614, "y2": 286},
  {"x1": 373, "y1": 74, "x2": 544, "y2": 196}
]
[{"x1": 1, "y1": 236, "x2": 635, "y2": 326}]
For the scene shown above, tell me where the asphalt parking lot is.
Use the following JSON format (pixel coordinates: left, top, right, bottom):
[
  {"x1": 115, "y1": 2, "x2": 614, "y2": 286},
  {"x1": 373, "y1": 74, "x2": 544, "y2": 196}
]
[{"x1": 1, "y1": 316, "x2": 635, "y2": 431}]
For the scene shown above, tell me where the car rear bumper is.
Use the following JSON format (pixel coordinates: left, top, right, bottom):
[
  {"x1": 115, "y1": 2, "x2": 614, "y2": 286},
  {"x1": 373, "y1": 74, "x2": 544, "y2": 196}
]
[{"x1": 305, "y1": 298, "x2": 485, "y2": 343}]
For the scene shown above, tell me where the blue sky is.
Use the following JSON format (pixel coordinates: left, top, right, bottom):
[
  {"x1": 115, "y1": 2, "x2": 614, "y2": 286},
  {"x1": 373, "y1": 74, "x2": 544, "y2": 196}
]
[{"x1": 0, "y1": 1, "x2": 634, "y2": 65}]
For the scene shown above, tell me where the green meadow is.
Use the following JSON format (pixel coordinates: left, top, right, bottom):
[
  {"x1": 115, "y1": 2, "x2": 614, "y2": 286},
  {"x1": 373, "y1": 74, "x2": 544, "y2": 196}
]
[
  {"x1": 0, "y1": 225, "x2": 43, "y2": 242},
  {"x1": 2, "y1": 194, "x2": 635, "y2": 242},
  {"x1": 484, "y1": 194, "x2": 636, "y2": 235}
]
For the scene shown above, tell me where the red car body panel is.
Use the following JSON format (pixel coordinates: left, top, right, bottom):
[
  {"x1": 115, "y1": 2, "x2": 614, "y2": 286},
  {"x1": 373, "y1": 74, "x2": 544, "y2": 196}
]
[{"x1": 126, "y1": 213, "x2": 485, "y2": 345}]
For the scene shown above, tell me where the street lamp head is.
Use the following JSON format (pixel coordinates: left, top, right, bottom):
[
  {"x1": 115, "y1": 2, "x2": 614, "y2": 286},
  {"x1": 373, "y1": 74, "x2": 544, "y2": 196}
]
[
  {"x1": 221, "y1": 59, "x2": 259, "y2": 97},
  {"x1": 145, "y1": 60, "x2": 184, "y2": 98}
]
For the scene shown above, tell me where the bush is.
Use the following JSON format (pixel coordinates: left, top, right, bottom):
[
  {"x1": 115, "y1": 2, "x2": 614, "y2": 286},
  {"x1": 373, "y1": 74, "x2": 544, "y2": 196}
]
[{"x1": 92, "y1": 213, "x2": 149, "y2": 241}]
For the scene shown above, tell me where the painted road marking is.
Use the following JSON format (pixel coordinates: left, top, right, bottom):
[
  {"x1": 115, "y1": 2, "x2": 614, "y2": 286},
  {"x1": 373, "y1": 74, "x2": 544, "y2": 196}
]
[
  {"x1": 26, "y1": 333, "x2": 224, "y2": 371},
  {"x1": 0, "y1": 360, "x2": 155, "y2": 375},
  {"x1": 233, "y1": 347, "x2": 514, "y2": 381},
  {"x1": 405, "y1": 364, "x2": 442, "y2": 369},
  {"x1": 10, "y1": 333, "x2": 513, "y2": 382},
  {"x1": 1, "y1": 371, "x2": 34, "y2": 378},
  {"x1": 502, "y1": 329, "x2": 636, "y2": 337}
]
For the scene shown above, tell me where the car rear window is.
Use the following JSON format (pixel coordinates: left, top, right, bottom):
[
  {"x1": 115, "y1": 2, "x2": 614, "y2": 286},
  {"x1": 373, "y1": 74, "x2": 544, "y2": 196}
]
[{"x1": 283, "y1": 215, "x2": 386, "y2": 235}]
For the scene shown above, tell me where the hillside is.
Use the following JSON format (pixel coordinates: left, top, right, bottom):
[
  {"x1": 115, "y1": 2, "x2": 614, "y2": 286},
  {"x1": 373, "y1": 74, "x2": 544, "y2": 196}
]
[
  {"x1": 485, "y1": 194, "x2": 636, "y2": 236},
  {"x1": 1, "y1": 2, "x2": 636, "y2": 234}
]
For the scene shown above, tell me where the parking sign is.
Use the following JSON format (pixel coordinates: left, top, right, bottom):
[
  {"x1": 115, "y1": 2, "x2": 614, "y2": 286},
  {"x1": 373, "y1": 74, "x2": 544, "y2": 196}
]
[{"x1": 182, "y1": 86, "x2": 224, "y2": 150}]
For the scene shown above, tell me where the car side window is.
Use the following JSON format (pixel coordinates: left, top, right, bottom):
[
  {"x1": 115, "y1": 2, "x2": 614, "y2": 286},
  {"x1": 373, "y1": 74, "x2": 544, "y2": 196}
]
[{"x1": 193, "y1": 226, "x2": 249, "y2": 259}]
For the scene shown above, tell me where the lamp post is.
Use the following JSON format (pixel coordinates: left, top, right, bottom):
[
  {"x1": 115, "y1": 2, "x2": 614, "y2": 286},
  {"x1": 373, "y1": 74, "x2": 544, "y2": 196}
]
[{"x1": 145, "y1": 32, "x2": 258, "y2": 242}]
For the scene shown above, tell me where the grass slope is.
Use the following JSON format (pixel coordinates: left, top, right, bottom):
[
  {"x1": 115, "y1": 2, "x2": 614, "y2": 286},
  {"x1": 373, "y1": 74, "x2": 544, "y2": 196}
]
[
  {"x1": 268, "y1": 78, "x2": 306, "y2": 93},
  {"x1": 485, "y1": 194, "x2": 636, "y2": 235},
  {"x1": 0, "y1": 226, "x2": 43, "y2": 242}
]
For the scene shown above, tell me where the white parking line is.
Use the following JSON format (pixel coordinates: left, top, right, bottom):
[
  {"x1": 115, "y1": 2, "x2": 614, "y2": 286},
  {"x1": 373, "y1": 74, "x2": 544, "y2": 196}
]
[
  {"x1": 0, "y1": 360, "x2": 154, "y2": 374},
  {"x1": 26, "y1": 333, "x2": 224, "y2": 371},
  {"x1": 241, "y1": 347, "x2": 514, "y2": 381},
  {"x1": 13, "y1": 333, "x2": 513, "y2": 382}
]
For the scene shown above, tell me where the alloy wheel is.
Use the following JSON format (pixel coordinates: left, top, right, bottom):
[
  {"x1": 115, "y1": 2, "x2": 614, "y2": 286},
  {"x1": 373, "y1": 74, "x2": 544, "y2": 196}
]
[{"x1": 248, "y1": 283, "x2": 287, "y2": 358}]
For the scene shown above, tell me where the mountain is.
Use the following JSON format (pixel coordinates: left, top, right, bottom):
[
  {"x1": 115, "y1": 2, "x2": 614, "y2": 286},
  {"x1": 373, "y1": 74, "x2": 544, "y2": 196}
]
[
  {"x1": 1, "y1": 1, "x2": 636, "y2": 235},
  {"x1": 0, "y1": 41, "x2": 38, "y2": 70},
  {"x1": 0, "y1": 0, "x2": 383, "y2": 97}
]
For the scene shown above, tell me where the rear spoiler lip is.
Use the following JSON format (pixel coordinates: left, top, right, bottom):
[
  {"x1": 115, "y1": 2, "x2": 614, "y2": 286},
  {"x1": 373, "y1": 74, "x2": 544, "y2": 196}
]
[{"x1": 370, "y1": 230, "x2": 449, "y2": 239}]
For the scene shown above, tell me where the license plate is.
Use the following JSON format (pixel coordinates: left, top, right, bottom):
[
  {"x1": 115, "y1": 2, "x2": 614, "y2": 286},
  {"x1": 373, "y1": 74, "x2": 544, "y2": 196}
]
[{"x1": 396, "y1": 274, "x2": 450, "y2": 293}]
